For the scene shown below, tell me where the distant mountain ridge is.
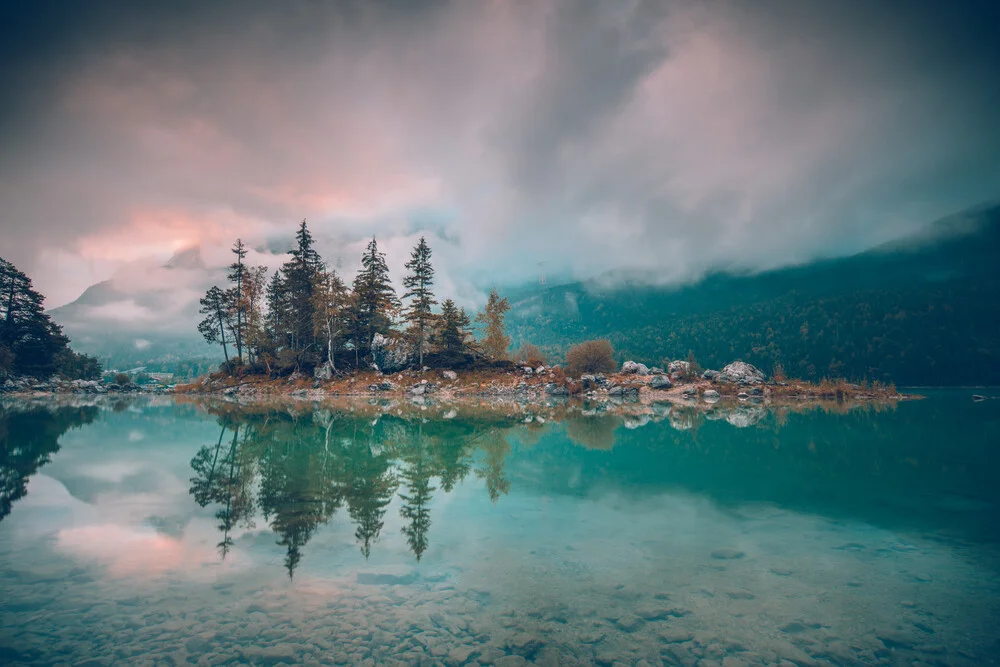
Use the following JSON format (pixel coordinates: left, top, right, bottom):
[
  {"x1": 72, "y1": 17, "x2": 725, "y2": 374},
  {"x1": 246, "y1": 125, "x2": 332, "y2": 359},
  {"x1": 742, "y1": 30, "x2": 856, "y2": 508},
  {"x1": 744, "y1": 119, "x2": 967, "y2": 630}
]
[
  {"x1": 48, "y1": 247, "x2": 219, "y2": 369},
  {"x1": 46, "y1": 203, "x2": 1000, "y2": 384},
  {"x1": 507, "y1": 202, "x2": 1000, "y2": 386}
]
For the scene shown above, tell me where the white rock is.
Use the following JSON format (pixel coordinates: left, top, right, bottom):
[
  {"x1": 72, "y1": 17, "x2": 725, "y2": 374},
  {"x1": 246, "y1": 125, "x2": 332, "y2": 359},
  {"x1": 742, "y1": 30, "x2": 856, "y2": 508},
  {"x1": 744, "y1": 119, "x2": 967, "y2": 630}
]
[
  {"x1": 622, "y1": 360, "x2": 650, "y2": 375},
  {"x1": 721, "y1": 361, "x2": 765, "y2": 384}
]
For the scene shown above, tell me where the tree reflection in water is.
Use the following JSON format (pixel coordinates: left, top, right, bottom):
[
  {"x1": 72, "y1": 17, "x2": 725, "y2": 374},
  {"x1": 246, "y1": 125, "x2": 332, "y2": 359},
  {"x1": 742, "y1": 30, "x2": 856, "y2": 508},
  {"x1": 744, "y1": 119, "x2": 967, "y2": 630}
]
[
  {"x1": 0, "y1": 402, "x2": 99, "y2": 524},
  {"x1": 187, "y1": 404, "x2": 541, "y2": 575}
]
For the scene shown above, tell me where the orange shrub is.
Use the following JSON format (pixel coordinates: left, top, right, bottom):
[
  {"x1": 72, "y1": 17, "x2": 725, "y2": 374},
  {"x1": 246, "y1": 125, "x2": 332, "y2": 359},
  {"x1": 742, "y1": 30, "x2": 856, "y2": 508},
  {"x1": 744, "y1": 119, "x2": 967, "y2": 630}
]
[
  {"x1": 512, "y1": 343, "x2": 547, "y2": 367},
  {"x1": 565, "y1": 339, "x2": 616, "y2": 377}
]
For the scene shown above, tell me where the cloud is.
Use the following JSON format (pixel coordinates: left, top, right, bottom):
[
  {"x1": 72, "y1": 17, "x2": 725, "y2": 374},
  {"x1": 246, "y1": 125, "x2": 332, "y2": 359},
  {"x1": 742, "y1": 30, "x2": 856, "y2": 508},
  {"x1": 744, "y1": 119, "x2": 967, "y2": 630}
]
[{"x1": 1, "y1": 0, "x2": 998, "y2": 311}]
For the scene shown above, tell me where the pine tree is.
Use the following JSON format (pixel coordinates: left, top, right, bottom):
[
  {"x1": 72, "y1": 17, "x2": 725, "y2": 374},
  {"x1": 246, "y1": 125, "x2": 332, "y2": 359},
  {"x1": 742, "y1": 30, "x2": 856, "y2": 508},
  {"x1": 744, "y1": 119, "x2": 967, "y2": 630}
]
[
  {"x1": 279, "y1": 220, "x2": 324, "y2": 354},
  {"x1": 1, "y1": 257, "x2": 96, "y2": 378},
  {"x1": 402, "y1": 237, "x2": 436, "y2": 367},
  {"x1": 226, "y1": 239, "x2": 248, "y2": 363},
  {"x1": 436, "y1": 299, "x2": 471, "y2": 354},
  {"x1": 475, "y1": 288, "x2": 511, "y2": 359},
  {"x1": 265, "y1": 270, "x2": 286, "y2": 347},
  {"x1": 350, "y1": 237, "x2": 399, "y2": 360},
  {"x1": 198, "y1": 286, "x2": 231, "y2": 364}
]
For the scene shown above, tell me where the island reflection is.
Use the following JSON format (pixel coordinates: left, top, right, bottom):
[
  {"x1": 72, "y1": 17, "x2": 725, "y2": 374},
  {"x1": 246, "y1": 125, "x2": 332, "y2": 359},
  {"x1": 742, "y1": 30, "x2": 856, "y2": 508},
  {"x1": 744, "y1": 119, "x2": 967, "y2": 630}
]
[{"x1": 2, "y1": 394, "x2": 996, "y2": 580}]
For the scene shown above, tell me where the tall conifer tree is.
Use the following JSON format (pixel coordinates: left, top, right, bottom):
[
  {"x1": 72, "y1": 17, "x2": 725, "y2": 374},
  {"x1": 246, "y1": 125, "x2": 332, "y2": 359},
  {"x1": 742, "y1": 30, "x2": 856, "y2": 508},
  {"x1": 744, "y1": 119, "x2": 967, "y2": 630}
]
[
  {"x1": 198, "y1": 286, "x2": 231, "y2": 364},
  {"x1": 402, "y1": 237, "x2": 436, "y2": 367},
  {"x1": 350, "y1": 237, "x2": 398, "y2": 360},
  {"x1": 279, "y1": 220, "x2": 324, "y2": 353},
  {"x1": 226, "y1": 239, "x2": 248, "y2": 363},
  {"x1": 0, "y1": 257, "x2": 99, "y2": 378}
]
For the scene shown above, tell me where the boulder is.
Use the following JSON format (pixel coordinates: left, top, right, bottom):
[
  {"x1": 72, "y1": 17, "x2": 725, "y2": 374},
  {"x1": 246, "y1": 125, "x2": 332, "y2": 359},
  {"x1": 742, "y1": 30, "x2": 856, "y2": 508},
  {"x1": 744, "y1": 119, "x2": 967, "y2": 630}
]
[
  {"x1": 371, "y1": 333, "x2": 411, "y2": 373},
  {"x1": 667, "y1": 360, "x2": 691, "y2": 377},
  {"x1": 545, "y1": 383, "x2": 569, "y2": 396},
  {"x1": 441, "y1": 370, "x2": 458, "y2": 381},
  {"x1": 720, "y1": 361, "x2": 765, "y2": 384},
  {"x1": 703, "y1": 389, "x2": 720, "y2": 401},
  {"x1": 622, "y1": 386, "x2": 640, "y2": 401},
  {"x1": 681, "y1": 386, "x2": 697, "y2": 397},
  {"x1": 649, "y1": 375, "x2": 673, "y2": 390},
  {"x1": 622, "y1": 360, "x2": 650, "y2": 375},
  {"x1": 313, "y1": 362, "x2": 334, "y2": 381},
  {"x1": 702, "y1": 369, "x2": 720, "y2": 381}
]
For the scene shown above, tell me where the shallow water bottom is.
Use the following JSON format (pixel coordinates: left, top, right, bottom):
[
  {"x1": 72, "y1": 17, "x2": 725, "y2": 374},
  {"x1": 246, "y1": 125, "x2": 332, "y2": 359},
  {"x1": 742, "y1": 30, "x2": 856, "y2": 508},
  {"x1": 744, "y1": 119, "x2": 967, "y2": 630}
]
[{"x1": 2, "y1": 493, "x2": 997, "y2": 666}]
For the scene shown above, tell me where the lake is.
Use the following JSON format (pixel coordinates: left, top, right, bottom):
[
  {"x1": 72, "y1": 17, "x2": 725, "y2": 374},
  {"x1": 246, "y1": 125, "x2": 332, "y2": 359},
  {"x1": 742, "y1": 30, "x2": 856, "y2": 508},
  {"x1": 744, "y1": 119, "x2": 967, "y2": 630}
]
[{"x1": 1, "y1": 391, "x2": 998, "y2": 666}]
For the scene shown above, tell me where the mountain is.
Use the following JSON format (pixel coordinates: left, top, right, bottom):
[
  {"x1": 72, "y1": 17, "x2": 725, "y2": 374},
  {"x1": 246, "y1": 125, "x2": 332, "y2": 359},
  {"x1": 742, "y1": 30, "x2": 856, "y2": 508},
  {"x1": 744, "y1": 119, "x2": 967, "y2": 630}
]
[
  {"x1": 47, "y1": 204, "x2": 1000, "y2": 384},
  {"x1": 507, "y1": 202, "x2": 1000, "y2": 386},
  {"x1": 48, "y1": 247, "x2": 219, "y2": 370}
]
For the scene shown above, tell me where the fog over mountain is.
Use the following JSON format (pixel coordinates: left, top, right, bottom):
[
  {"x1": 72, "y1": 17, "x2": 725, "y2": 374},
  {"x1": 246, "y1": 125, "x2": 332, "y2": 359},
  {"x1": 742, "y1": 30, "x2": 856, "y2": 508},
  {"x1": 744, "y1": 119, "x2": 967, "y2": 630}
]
[
  {"x1": 47, "y1": 201, "x2": 1000, "y2": 382},
  {"x1": 2, "y1": 0, "x2": 999, "y2": 312}
]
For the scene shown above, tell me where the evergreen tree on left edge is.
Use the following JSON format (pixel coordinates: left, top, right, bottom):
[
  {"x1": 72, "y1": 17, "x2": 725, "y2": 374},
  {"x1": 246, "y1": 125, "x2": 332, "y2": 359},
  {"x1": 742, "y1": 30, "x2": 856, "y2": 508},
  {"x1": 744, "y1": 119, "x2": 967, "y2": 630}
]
[{"x1": 0, "y1": 257, "x2": 101, "y2": 379}]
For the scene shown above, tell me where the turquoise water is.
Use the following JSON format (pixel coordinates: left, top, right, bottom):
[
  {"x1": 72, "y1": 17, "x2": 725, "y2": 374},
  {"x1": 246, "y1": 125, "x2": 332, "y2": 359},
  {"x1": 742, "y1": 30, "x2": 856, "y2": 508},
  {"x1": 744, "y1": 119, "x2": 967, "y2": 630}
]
[{"x1": 1, "y1": 392, "x2": 998, "y2": 666}]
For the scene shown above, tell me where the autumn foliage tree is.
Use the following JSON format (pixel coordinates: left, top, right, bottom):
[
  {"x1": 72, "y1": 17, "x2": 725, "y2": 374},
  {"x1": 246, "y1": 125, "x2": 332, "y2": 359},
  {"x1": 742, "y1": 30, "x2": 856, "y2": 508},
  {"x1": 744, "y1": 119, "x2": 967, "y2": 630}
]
[
  {"x1": 312, "y1": 268, "x2": 350, "y2": 372},
  {"x1": 475, "y1": 288, "x2": 510, "y2": 359},
  {"x1": 565, "y1": 339, "x2": 617, "y2": 376}
]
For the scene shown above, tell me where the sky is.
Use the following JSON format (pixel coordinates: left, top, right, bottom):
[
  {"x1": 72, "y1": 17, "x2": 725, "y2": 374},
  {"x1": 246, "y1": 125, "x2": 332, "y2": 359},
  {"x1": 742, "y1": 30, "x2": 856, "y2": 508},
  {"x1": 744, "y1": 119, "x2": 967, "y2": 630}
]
[{"x1": 1, "y1": 0, "x2": 999, "y2": 311}]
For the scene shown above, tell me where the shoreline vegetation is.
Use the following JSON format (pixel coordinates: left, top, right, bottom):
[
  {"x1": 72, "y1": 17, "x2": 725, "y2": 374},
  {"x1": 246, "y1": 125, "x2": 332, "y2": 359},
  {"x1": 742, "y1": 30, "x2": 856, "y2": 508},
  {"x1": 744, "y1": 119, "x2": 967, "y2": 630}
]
[
  {"x1": 2, "y1": 363, "x2": 909, "y2": 408},
  {"x1": 170, "y1": 363, "x2": 907, "y2": 405},
  {"x1": 1, "y1": 223, "x2": 911, "y2": 405}
]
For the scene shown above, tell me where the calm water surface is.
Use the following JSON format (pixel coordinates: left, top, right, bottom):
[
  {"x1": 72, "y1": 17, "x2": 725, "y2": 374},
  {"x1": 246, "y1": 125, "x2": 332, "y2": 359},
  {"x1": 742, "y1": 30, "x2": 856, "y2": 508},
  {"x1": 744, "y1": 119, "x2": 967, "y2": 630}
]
[{"x1": 1, "y1": 391, "x2": 998, "y2": 666}]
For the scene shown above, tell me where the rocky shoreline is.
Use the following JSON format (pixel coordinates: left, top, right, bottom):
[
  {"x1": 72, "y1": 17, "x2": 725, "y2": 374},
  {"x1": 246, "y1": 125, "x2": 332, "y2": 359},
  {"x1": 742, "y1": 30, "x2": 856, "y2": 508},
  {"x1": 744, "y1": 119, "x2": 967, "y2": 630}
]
[{"x1": 1, "y1": 360, "x2": 910, "y2": 412}]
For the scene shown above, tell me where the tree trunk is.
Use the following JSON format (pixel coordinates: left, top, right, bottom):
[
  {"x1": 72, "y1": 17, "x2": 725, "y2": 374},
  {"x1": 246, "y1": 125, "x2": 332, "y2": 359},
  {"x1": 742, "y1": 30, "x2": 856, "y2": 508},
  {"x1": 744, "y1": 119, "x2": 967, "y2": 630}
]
[
  {"x1": 235, "y1": 265, "x2": 243, "y2": 363},
  {"x1": 2, "y1": 282, "x2": 15, "y2": 342},
  {"x1": 216, "y1": 304, "x2": 230, "y2": 364},
  {"x1": 327, "y1": 323, "x2": 335, "y2": 372}
]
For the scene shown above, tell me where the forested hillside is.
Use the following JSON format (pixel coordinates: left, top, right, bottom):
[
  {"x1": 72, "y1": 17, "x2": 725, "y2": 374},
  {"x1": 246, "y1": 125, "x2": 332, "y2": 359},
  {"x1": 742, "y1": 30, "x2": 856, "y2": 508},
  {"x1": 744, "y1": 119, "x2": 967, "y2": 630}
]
[{"x1": 507, "y1": 204, "x2": 1000, "y2": 386}]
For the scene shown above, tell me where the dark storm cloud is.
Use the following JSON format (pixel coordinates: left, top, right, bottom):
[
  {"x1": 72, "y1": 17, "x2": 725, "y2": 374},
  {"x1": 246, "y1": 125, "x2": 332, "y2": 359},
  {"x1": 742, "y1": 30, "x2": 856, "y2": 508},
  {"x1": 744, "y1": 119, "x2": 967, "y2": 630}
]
[{"x1": 0, "y1": 0, "x2": 998, "y2": 311}]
